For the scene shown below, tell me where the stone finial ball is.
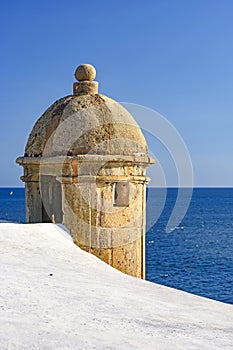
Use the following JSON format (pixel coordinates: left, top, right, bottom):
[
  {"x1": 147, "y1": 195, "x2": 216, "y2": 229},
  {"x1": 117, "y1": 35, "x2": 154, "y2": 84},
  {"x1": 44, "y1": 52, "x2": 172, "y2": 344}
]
[{"x1": 75, "y1": 64, "x2": 96, "y2": 81}]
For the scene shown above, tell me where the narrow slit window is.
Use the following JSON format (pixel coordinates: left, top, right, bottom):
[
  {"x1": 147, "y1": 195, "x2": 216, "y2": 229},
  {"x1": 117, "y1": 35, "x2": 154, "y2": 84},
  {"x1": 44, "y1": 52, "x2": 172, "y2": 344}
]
[{"x1": 113, "y1": 182, "x2": 130, "y2": 207}]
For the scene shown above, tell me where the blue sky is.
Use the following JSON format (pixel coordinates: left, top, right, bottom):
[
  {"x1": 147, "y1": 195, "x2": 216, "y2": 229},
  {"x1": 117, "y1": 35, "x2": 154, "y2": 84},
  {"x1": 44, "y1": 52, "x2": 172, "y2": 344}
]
[{"x1": 1, "y1": 0, "x2": 233, "y2": 186}]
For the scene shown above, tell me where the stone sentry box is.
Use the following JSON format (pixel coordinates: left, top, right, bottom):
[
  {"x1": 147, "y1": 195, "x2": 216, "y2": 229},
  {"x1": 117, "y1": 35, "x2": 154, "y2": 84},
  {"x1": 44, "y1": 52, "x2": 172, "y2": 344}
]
[{"x1": 17, "y1": 64, "x2": 154, "y2": 279}]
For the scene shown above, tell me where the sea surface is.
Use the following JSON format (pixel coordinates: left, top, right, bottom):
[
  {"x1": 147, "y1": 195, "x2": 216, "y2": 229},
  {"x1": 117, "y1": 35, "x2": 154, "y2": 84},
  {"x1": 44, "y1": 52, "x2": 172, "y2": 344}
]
[{"x1": 0, "y1": 187, "x2": 232, "y2": 304}]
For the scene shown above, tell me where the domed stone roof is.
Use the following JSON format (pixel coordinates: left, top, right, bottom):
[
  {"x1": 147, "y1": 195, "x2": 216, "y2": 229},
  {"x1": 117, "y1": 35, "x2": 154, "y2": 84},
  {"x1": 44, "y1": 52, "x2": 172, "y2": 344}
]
[{"x1": 25, "y1": 64, "x2": 148, "y2": 158}]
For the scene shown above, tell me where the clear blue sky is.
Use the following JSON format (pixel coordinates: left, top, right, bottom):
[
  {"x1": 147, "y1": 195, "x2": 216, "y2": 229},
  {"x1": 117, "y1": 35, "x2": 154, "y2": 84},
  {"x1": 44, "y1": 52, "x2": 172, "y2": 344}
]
[{"x1": 1, "y1": 0, "x2": 233, "y2": 187}]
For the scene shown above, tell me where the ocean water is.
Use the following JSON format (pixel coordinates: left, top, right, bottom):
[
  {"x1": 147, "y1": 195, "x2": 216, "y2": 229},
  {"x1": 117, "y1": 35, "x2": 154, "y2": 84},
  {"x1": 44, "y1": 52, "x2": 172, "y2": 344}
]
[
  {"x1": 146, "y1": 188, "x2": 233, "y2": 305},
  {"x1": 0, "y1": 188, "x2": 25, "y2": 223},
  {"x1": 0, "y1": 187, "x2": 232, "y2": 304}
]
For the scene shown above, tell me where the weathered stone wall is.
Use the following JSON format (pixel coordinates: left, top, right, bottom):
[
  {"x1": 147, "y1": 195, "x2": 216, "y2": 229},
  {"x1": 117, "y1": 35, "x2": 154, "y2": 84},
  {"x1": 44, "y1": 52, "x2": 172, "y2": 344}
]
[
  {"x1": 60, "y1": 159, "x2": 148, "y2": 278},
  {"x1": 17, "y1": 153, "x2": 152, "y2": 278}
]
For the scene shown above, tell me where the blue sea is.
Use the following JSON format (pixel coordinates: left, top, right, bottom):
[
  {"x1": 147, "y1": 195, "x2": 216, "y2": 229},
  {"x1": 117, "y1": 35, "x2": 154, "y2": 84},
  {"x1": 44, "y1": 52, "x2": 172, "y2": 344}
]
[{"x1": 0, "y1": 187, "x2": 232, "y2": 304}]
